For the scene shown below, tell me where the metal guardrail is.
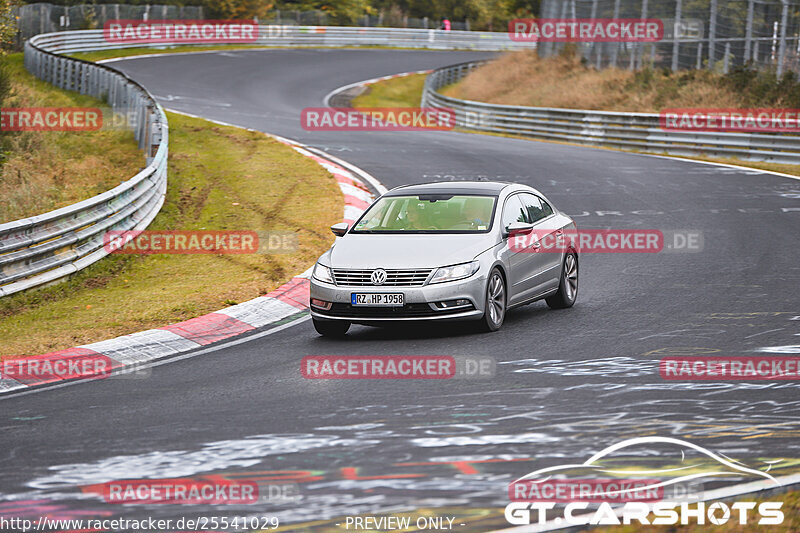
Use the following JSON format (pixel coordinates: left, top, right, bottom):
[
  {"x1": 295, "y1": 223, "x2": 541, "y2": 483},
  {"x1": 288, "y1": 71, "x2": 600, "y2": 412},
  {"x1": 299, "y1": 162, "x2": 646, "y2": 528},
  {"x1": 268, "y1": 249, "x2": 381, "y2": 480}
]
[
  {"x1": 422, "y1": 61, "x2": 800, "y2": 165},
  {"x1": 27, "y1": 26, "x2": 536, "y2": 54},
  {"x1": 0, "y1": 36, "x2": 168, "y2": 297}
]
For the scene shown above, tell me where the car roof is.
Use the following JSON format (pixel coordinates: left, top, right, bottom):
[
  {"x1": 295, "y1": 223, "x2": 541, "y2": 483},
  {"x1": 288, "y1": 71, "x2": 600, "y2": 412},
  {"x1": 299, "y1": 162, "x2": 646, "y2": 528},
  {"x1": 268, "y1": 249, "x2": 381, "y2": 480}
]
[{"x1": 384, "y1": 181, "x2": 511, "y2": 196}]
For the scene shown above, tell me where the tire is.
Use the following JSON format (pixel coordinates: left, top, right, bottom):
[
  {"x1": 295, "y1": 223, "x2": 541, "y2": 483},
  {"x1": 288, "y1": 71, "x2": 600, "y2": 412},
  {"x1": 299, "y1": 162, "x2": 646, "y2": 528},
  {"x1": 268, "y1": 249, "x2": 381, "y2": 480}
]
[
  {"x1": 313, "y1": 318, "x2": 351, "y2": 337},
  {"x1": 480, "y1": 268, "x2": 507, "y2": 332},
  {"x1": 546, "y1": 251, "x2": 578, "y2": 309}
]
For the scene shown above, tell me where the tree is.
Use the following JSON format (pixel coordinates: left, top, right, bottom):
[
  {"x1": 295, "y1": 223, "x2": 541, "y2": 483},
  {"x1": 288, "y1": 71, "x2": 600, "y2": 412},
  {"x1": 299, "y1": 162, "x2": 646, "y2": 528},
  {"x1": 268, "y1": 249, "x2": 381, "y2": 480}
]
[
  {"x1": 277, "y1": 0, "x2": 373, "y2": 24},
  {"x1": 203, "y1": 0, "x2": 274, "y2": 20}
]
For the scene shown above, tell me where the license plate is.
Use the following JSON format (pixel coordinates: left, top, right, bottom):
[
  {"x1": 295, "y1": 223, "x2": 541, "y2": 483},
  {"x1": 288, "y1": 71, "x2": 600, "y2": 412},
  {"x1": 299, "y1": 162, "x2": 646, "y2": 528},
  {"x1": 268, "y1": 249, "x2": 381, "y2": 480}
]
[{"x1": 351, "y1": 293, "x2": 404, "y2": 307}]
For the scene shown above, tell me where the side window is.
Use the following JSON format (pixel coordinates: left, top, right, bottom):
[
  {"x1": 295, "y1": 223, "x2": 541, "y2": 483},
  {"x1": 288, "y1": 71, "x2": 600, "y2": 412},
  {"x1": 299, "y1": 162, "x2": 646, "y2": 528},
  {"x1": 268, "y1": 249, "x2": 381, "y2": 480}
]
[
  {"x1": 521, "y1": 193, "x2": 553, "y2": 223},
  {"x1": 501, "y1": 195, "x2": 528, "y2": 230}
]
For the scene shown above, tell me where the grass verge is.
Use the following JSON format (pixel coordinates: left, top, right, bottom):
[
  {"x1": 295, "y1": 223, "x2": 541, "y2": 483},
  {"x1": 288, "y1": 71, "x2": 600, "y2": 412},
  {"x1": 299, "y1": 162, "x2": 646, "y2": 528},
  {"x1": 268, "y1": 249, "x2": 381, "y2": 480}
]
[
  {"x1": 0, "y1": 111, "x2": 342, "y2": 358},
  {"x1": 351, "y1": 73, "x2": 427, "y2": 108},
  {"x1": 0, "y1": 53, "x2": 141, "y2": 222}
]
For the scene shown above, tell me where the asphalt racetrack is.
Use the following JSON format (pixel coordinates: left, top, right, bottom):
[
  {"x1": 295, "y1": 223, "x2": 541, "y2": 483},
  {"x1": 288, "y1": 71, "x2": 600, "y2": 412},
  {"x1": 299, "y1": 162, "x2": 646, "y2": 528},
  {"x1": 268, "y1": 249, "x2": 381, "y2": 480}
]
[{"x1": 2, "y1": 49, "x2": 800, "y2": 531}]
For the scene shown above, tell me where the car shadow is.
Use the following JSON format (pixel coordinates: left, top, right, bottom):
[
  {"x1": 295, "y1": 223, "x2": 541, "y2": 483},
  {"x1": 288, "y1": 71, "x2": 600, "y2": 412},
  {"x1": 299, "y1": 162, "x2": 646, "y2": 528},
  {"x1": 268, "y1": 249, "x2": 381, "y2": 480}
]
[{"x1": 310, "y1": 301, "x2": 554, "y2": 342}]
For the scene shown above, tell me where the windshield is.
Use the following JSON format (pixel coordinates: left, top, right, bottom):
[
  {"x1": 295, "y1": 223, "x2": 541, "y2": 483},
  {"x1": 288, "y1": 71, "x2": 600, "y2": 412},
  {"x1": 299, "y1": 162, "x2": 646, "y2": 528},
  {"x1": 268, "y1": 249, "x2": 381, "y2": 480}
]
[{"x1": 351, "y1": 194, "x2": 497, "y2": 234}]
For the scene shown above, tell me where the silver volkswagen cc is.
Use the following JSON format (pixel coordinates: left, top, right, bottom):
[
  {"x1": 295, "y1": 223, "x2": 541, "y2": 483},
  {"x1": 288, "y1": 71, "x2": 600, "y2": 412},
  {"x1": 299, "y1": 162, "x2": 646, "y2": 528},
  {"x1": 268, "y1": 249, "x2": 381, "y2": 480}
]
[{"x1": 309, "y1": 181, "x2": 578, "y2": 336}]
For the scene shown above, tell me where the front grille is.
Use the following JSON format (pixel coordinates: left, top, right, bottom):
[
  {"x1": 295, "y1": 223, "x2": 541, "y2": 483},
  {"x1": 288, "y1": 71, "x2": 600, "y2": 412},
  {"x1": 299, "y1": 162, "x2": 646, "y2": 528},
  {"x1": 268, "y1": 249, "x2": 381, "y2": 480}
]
[
  {"x1": 322, "y1": 302, "x2": 473, "y2": 319},
  {"x1": 331, "y1": 268, "x2": 433, "y2": 287}
]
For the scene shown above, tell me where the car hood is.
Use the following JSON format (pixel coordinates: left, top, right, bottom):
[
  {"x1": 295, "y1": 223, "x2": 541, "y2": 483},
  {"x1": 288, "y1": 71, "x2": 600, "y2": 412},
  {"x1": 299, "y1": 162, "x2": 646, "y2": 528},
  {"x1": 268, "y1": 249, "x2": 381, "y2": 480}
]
[{"x1": 326, "y1": 233, "x2": 496, "y2": 269}]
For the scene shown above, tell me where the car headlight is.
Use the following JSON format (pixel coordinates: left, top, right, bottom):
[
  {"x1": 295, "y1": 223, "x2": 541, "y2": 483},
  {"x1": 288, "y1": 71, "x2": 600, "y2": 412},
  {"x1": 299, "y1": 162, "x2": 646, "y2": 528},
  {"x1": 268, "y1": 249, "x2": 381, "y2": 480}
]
[
  {"x1": 312, "y1": 262, "x2": 334, "y2": 284},
  {"x1": 430, "y1": 261, "x2": 479, "y2": 284}
]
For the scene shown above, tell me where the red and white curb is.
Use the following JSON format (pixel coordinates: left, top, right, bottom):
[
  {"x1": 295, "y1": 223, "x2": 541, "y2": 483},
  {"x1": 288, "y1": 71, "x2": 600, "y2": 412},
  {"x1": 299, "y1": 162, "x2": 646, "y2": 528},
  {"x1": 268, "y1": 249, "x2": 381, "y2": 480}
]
[{"x1": 0, "y1": 124, "x2": 383, "y2": 394}]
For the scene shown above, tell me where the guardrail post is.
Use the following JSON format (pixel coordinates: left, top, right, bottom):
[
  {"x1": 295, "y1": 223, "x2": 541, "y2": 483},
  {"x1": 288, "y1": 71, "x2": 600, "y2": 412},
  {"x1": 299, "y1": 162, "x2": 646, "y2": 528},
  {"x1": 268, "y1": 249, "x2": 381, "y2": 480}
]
[
  {"x1": 744, "y1": 0, "x2": 754, "y2": 64},
  {"x1": 556, "y1": 0, "x2": 568, "y2": 57},
  {"x1": 610, "y1": 0, "x2": 621, "y2": 67},
  {"x1": 723, "y1": 42, "x2": 731, "y2": 74},
  {"x1": 671, "y1": 0, "x2": 682, "y2": 71},
  {"x1": 708, "y1": 0, "x2": 717, "y2": 68},
  {"x1": 696, "y1": 41, "x2": 703, "y2": 69},
  {"x1": 777, "y1": 0, "x2": 789, "y2": 77},
  {"x1": 78, "y1": 62, "x2": 85, "y2": 94},
  {"x1": 147, "y1": 119, "x2": 162, "y2": 166}
]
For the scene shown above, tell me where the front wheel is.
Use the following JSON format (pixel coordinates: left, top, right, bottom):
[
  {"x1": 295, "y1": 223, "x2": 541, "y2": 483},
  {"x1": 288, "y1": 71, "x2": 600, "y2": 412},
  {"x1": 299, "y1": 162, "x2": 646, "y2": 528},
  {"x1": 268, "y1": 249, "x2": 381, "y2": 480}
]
[
  {"x1": 480, "y1": 268, "x2": 506, "y2": 332},
  {"x1": 546, "y1": 251, "x2": 578, "y2": 309},
  {"x1": 313, "y1": 318, "x2": 351, "y2": 337}
]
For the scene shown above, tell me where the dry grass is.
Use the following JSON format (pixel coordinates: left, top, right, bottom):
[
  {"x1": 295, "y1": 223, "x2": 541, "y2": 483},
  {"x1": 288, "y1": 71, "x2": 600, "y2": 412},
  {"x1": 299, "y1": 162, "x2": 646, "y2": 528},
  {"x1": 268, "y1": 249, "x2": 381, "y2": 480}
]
[
  {"x1": 444, "y1": 50, "x2": 746, "y2": 112},
  {"x1": 0, "y1": 54, "x2": 141, "y2": 222}
]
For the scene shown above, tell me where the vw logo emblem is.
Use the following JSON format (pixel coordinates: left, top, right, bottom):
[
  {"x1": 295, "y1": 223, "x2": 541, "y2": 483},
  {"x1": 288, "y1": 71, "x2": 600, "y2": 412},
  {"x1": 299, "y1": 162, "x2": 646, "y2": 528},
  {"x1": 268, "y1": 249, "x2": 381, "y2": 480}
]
[{"x1": 370, "y1": 268, "x2": 387, "y2": 285}]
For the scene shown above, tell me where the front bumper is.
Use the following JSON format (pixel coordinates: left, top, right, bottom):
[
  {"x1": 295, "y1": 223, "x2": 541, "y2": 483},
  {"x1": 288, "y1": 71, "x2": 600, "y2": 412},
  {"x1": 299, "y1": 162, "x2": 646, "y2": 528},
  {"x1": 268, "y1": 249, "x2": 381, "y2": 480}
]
[{"x1": 309, "y1": 275, "x2": 486, "y2": 323}]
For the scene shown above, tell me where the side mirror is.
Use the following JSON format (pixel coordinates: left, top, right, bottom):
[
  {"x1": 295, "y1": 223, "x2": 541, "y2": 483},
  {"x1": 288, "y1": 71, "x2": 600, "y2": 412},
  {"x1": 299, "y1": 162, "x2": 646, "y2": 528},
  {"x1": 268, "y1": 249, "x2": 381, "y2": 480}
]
[
  {"x1": 505, "y1": 221, "x2": 534, "y2": 238},
  {"x1": 331, "y1": 222, "x2": 349, "y2": 237}
]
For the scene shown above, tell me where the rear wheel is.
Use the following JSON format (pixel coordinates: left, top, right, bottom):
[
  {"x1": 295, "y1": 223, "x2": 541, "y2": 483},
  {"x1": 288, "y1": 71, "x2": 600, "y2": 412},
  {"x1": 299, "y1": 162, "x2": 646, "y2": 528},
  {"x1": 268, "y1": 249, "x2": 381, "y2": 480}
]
[
  {"x1": 480, "y1": 268, "x2": 506, "y2": 332},
  {"x1": 313, "y1": 318, "x2": 350, "y2": 337},
  {"x1": 546, "y1": 252, "x2": 578, "y2": 309}
]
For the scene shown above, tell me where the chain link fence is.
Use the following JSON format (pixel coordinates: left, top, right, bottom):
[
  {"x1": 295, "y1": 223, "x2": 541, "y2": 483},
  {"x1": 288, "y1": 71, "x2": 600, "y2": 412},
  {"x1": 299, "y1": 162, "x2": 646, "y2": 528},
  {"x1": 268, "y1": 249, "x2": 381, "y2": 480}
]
[
  {"x1": 16, "y1": 3, "x2": 204, "y2": 44},
  {"x1": 539, "y1": 0, "x2": 800, "y2": 75}
]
